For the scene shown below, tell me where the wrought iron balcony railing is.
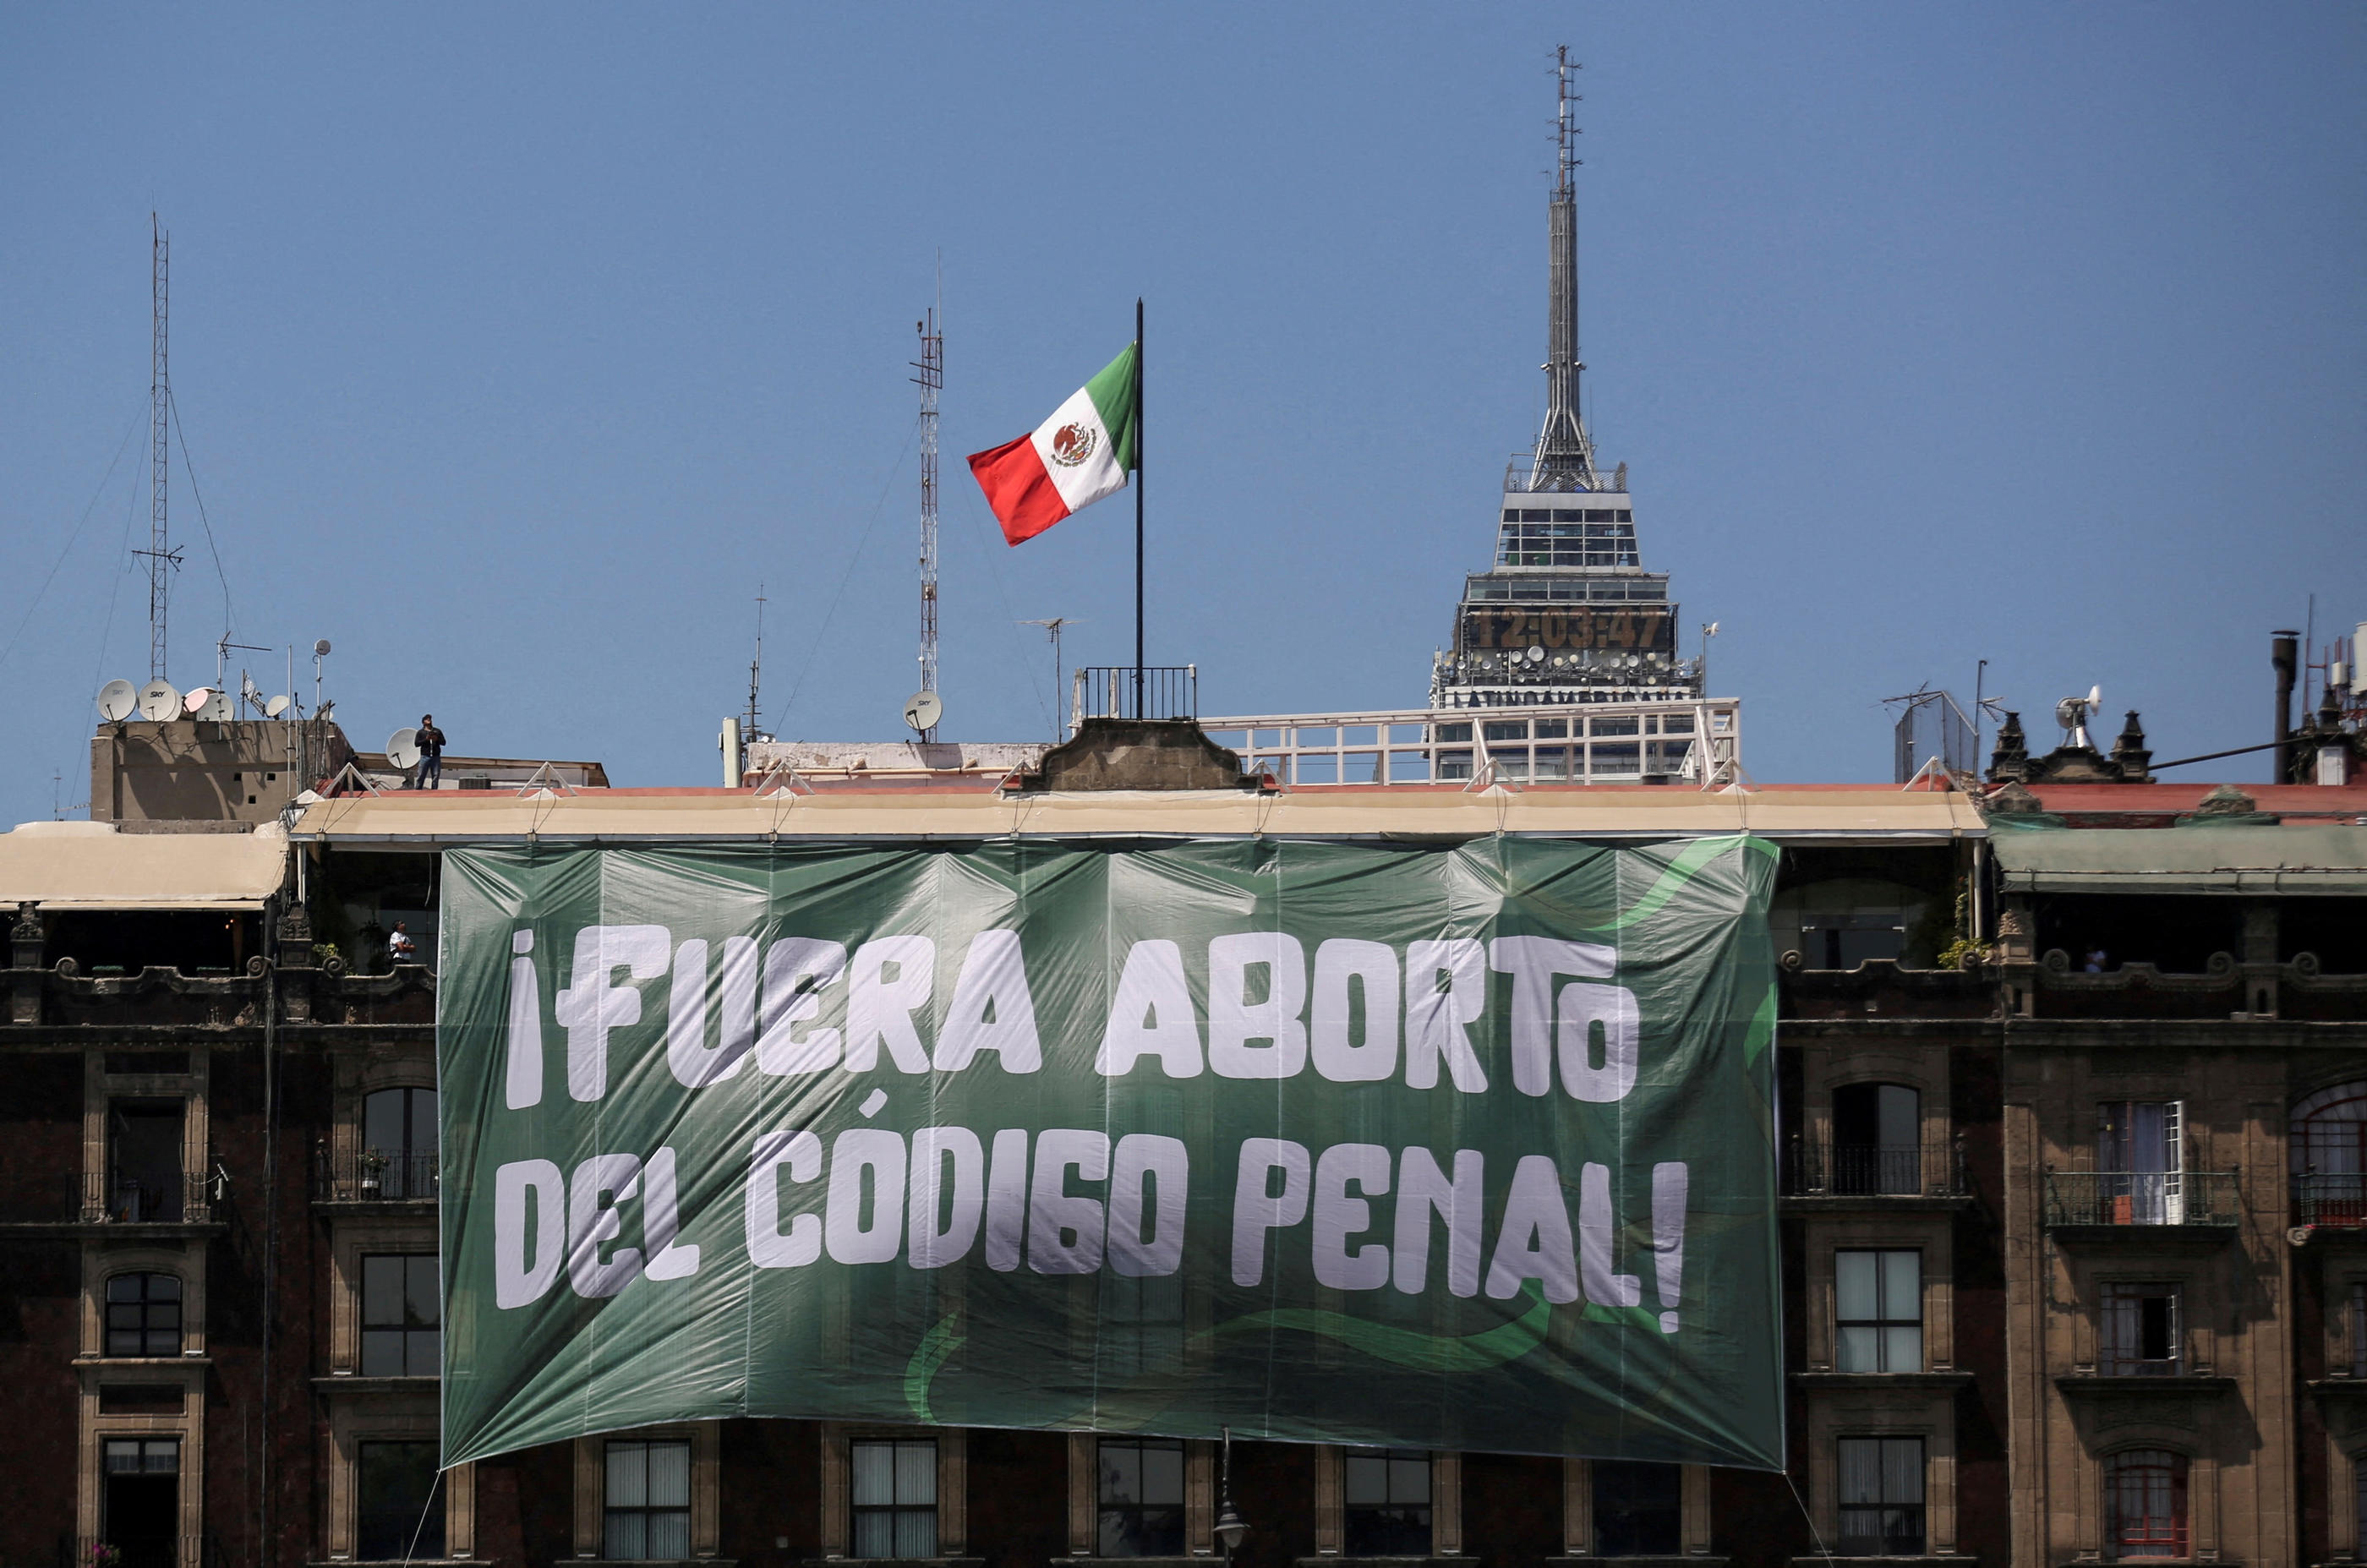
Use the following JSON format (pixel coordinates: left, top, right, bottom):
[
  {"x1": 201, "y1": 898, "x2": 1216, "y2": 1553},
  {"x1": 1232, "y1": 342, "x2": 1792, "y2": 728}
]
[
  {"x1": 2043, "y1": 1171, "x2": 2241, "y2": 1229},
  {"x1": 76, "y1": 1170, "x2": 212, "y2": 1224},
  {"x1": 2294, "y1": 1172, "x2": 2367, "y2": 1230},
  {"x1": 313, "y1": 1145, "x2": 440, "y2": 1203},
  {"x1": 1784, "y1": 1134, "x2": 1966, "y2": 1198}
]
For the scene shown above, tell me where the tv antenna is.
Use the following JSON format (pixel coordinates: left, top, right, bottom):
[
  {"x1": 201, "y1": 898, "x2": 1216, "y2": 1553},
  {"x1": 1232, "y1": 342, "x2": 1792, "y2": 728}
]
[
  {"x1": 910, "y1": 285, "x2": 944, "y2": 740},
  {"x1": 132, "y1": 215, "x2": 183, "y2": 680},
  {"x1": 745, "y1": 584, "x2": 768, "y2": 742},
  {"x1": 1021, "y1": 618, "x2": 1079, "y2": 740}
]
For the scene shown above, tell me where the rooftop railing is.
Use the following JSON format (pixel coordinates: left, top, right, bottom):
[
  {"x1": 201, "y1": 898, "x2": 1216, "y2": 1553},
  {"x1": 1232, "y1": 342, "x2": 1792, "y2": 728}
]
[{"x1": 1071, "y1": 665, "x2": 1197, "y2": 726}]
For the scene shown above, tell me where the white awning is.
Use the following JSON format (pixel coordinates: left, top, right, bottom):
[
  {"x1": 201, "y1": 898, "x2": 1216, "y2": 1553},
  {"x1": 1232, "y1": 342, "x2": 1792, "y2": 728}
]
[{"x1": 0, "y1": 820, "x2": 290, "y2": 910}]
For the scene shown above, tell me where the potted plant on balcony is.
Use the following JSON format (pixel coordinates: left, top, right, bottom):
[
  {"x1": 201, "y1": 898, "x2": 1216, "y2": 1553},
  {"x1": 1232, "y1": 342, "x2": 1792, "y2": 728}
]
[
  {"x1": 90, "y1": 1542, "x2": 122, "y2": 1568},
  {"x1": 358, "y1": 1146, "x2": 389, "y2": 1194}
]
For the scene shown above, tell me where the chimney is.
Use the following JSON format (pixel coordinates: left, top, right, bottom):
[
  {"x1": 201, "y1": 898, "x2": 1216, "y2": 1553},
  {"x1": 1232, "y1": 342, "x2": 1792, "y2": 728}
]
[{"x1": 2273, "y1": 631, "x2": 2299, "y2": 784}]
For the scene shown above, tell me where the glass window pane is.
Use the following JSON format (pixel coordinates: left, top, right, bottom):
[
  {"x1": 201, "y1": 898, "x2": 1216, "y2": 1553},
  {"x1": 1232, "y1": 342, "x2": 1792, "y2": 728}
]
[
  {"x1": 414, "y1": 1090, "x2": 440, "y2": 1153},
  {"x1": 363, "y1": 1256, "x2": 402, "y2": 1327},
  {"x1": 1391, "y1": 1457, "x2": 1431, "y2": 1505},
  {"x1": 1885, "y1": 1325, "x2": 1923, "y2": 1372},
  {"x1": 407, "y1": 1257, "x2": 442, "y2": 1326},
  {"x1": 1876, "y1": 1085, "x2": 1919, "y2": 1150},
  {"x1": 1882, "y1": 1439, "x2": 1925, "y2": 1502},
  {"x1": 648, "y1": 1511, "x2": 690, "y2": 1560},
  {"x1": 851, "y1": 1513, "x2": 892, "y2": 1559},
  {"x1": 411, "y1": 1329, "x2": 442, "y2": 1377},
  {"x1": 1344, "y1": 1451, "x2": 1386, "y2": 1505},
  {"x1": 894, "y1": 1508, "x2": 938, "y2": 1560},
  {"x1": 1836, "y1": 1325, "x2": 1878, "y2": 1373},
  {"x1": 1882, "y1": 1253, "x2": 1921, "y2": 1319},
  {"x1": 647, "y1": 1442, "x2": 690, "y2": 1507},
  {"x1": 1141, "y1": 1444, "x2": 1184, "y2": 1506},
  {"x1": 851, "y1": 1443, "x2": 893, "y2": 1507},
  {"x1": 361, "y1": 1328, "x2": 403, "y2": 1378},
  {"x1": 108, "y1": 1276, "x2": 141, "y2": 1303},
  {"x1": 1835, "y1": 1252, "x2": 1877, "y2": 1320},
  {"x1": 605, "y1": 1511, "x2": 648, "y2": 1561},
  {"x1": 1101, "y1": 1444, "x2": 1141, "y2": 1504},
  {"x1": 1838, "y1": 1440, "x2": 1881, "y2": 1504},
  {"x1": 608, "y1": 1442, "x2": 648, "y2": 1508},
  {"x1": 896, "y1": 1441, "x2": 937, "y2": 1505},
  {"x1": 364, "y1": 1090, "x2": 406, "y2": 1156}
]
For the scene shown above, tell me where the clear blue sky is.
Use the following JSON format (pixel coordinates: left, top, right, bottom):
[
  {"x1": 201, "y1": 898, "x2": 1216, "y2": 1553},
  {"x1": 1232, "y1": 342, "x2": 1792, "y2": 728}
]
[{"x1": 3, "y1": 4, "x2": 2360, "y2": 819}]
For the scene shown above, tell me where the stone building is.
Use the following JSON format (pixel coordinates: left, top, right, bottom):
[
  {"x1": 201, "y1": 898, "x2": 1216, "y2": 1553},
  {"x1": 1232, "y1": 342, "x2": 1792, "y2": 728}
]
[{"x1": 4, "y1": 718, "x2": 2365, "y2": 1568}]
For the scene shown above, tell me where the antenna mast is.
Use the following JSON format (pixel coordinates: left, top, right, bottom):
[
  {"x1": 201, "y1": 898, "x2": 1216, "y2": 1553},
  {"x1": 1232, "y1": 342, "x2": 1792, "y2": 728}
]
[
  {"x1": 1531, "y1": 48, "x2": 1599, "y2": 493},
  {"x1": 914, "y1": 298, "x2": 943, "y2": 711},
  {"x1": 745, "y1": 584, "x2": 766, "y2": 741},
  {"x1": 137, "y1": 215, "x2": 183, "y2": 678}
]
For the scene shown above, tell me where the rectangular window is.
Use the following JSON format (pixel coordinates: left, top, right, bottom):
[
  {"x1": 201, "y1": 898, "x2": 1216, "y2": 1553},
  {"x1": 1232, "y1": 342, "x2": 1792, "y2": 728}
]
[
  {"x1": 852, "y1": 1439, "x2": 938, "y2": 1560},
  {"x1": 2353, "y1": 1282, "x2": 2367, "y2": 1379},
  {"x1": 604, "y1": 1440, "x2": 692, "y2": 1560},
  {"x1": 358, "y1": 1441, "x2": 446, "y2": 1560},
  {"x1": 105, "y1": 1272, "x2": 183, "y2": 1357},
  {"x1": 103, "y1": 1438, "x2": 180, "y2": 1568},
  {"x1": 361, "y1": 1255, "x2": 440, "y2": 1376},
  {"x1": 2098, "y1": 1101, "x2": 2184, "y2": 1224},
  {"x1": 1835, "y1": 1251, "x2": 1922, "y2": 1373},
  {"x1": 1835, "y1": 1437, "x2": 1924, "y2": 1556},
  {"x1": 1343, "y1": 1448, "x2": 1432, "y2": 1556},
  {"x1": 107, "y1": 1100, "x2": 184, "y2": 1222},
  {"x1": 2101, "y1": 1283, "x2": 2182, "y2": 1376},
  {"x1": 1591, "y1": 1461, "x2": 1681, "y2": 1556},
  {"x1": 1097, "y1": 1439, "x2": 1185, "y2": 1557}
]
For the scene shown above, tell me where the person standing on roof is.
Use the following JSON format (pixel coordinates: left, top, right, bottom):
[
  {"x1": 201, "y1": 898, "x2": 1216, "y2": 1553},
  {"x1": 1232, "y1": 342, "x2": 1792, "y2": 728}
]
[{"x1": 413, "y1": 714, "x2": 446, "y2": 791}]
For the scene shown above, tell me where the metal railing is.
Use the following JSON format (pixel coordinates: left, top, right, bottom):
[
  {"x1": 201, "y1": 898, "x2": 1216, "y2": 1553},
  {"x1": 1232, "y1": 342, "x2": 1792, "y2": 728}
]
[
  {"x1": 2043, "y1": 1171, "x2": 2241, "y2": 1228},
  {"x1": 1072, "y1": 665, "x2": 1198, "y2": 725},
  {"x1": 1200, "y1": 698, "x2": 1741, "y2": 789},
  {"x1": 2294, "y1": 1172, "x2": 2367, "y2": 1230},
  {"x1": 1784, "y1": 1134, "x2": 1966, "y2": 1198},
  {"x1": 314, "y1": 1145, "x2": 440, "y2": 1203},
  {"x1": 75, "y1": 1170, "x2": 212, "y2": 1224}
]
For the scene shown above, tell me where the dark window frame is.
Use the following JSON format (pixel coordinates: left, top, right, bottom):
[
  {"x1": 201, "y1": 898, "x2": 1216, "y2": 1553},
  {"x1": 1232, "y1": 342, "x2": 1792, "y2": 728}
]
[
  {"x1": 357, "y1": 1440, "x2": 446, "y2": 1560},
  {"x1": 1835, "y1": 1436, "x2": 1925, "y2": 1556},
  {"x1": 1343, "y1": 1447, "x2": 1433, "y2": 1557},
  {"x1": 2103, "y1": 1449, "x2": 2188, "y2": 1560},
  {"x1": 105, "y1": 1271, "x2": 183, "y2": 1358},
  {"x1": 850, "y1": 1437, "x2": 938, "y2": 1560},
  {"x1": 1096, "y1": 1438, "x2": 1186, "y2": 1558},
  {"x1": 359, "y1": 1254, "x2": 441, "y2": 1378},
  {"x1": 604, "y1": 1438, "x2": 692, "y2": 1561},
  {"x1": 1834, "y1": 1249, "x2": 1922, "y2": 1374}
]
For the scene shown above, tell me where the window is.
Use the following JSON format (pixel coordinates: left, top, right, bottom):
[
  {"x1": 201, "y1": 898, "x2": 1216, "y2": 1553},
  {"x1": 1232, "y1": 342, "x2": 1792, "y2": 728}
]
[
  {"x1": 1592, "y1": 1461, "x2": 1680, "y2": 1556},
  {"x1": 2293, "y1": 1084, "x2": 2367, "y2": 1227},
  {"x1": 1343, "y1": 1448, "x2": 1431, "y2": 1556},
  {"x1": 2099, "y1": 1102, "x2": 2184, "y2": 1224},
  {"x1": 358, "y1": 1441, "x2": 445, "y2": 1560},
  {"x1": 1835, "y1": 1251, "x2": 1921, "y2": 1373},
  {"x1": 363, "y1": 1086, "x2": 439, "y2": 1200},
  {"x1": 1832, "y1": 1084, "x2": 1921, "y2": 1194},
  {"x1": 2104, "y1": 1450, "x2": 2187, "y2": 1559},
  {"x1": 2353, "y1": 1283, "x2": 2367, "y2": 1378},
  {"x1": 1835, "y1": 1437, "x2": 1923, "y2": 1556},
  {"x1": 361, "y1": 1255, "x2": 440, "y2": 1376},
  {"x1": 105, "y1": 1272, "x2": 183, "y2": 1357},
  {"x1": 2101, "y1": 1284, "x2": 2181, "y2": 1376},
  {"x1": 605, "y1": 1440, "x2": 692, "y2": 1560},
  {"x1": 103, "y1": 1438, "x2": 179, "y2": 1568},
  {"x1": 851, "y1": 1439, "x2": 937, "y2": 1559},
  {"x1": 1097, "y1": 1439, "x2": 1184, "y2": 1557},
  {"x1": 107, "y1": 1100, "x2": 184, "y2": 1221}
]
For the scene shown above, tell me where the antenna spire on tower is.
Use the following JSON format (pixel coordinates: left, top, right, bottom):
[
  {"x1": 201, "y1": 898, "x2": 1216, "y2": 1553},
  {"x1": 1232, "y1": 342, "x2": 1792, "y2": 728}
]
[
  {"x1": 745, "y1": 584, "x2": 766, "y2": 742},
  {"x1": 136, "y1": 215, "x2": 184, "y2": 679},
  {"x1": 1531, "y1": 47, "x2": 1600, "y2": 493},
  {"x1": 912, "y1": 287, "x2": 944, "y2": 735}
]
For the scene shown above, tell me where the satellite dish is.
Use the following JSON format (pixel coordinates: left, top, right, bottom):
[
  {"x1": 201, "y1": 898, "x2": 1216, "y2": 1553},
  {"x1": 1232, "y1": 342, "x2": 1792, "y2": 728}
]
[
  {"x1": 1526, "y1": 645, "x2": 1546, "y2": 664},
  {"x1": 314, "y1": 639, "x2": 332, "y2": 657},
  {"x1": 265, "y1": 695, "x2": 292, "y2": 718},
  {"x1": 903, "y1": 691, "x2": 943, "y2": 734},
  {"x1": 199, "y1": 690, "x2": 232, "y2": 722},
  {"x1": 96, "y1": 680, "x2": 138, "y2": 722},
  {"x1": 387, "y1": 728, "x2": 422, "y2": 770},
  {"x1": 136, "y1": 680, "x2": 181, "y2": 721},
  {"x1": 183, "y1": 686, "x2": 213, "y2": 716}
]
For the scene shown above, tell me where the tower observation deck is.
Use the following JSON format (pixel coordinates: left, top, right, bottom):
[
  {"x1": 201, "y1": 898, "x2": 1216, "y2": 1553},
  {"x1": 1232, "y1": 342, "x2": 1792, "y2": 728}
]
[{"x1": 1430, "y1": 48, "x2": 1705, "y2": 712}]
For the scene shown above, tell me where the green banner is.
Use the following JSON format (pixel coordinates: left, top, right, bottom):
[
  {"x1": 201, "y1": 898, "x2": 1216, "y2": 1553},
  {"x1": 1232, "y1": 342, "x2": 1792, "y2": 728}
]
[{"x1": 438, "y1": 837, "x2": 1780, "y2": 1468}]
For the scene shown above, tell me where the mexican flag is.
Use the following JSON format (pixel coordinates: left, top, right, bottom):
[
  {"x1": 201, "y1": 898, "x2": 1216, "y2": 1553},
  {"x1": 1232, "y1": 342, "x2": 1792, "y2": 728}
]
[{"x1": 966, "y1": 343, "x2": 1139, "y2": 545}]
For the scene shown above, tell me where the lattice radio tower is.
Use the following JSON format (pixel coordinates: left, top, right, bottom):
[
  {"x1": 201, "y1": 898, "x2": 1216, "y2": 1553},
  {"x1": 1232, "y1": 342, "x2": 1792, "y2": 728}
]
[
  {"x1": 138, "y1": 215, "x2": 183, "y2": 680},
  {"x1": 912, "y1": 299, "x2": 943, "y2": 699}
]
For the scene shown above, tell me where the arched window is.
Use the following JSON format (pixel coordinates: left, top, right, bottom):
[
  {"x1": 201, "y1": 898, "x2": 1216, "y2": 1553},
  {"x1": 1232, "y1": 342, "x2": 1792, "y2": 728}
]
[
  {"x1": 1832, "y1": 1083, "x2": 1921, "y2": 1194},
  {"x1": 2104, "y1": 1450, "x2": 2187, "y2": 1560},
  {"x1": 106, "y1": 1272, "x2": 182, "y2": 1357},
  {"x1": 362, "y1": 1086, "x2": 438, "y2": 1200},
  {"x1": 2293, "y1": 1083, "x2": 2367, "y2": 1227}
]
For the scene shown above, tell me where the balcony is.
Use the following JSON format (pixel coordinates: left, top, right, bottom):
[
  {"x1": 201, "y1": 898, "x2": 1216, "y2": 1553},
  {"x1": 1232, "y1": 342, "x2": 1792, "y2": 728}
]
[
  {"x1": 2042, "y1": 1171, "x2": 2241, "y2": 1232},
  {"x1": 313, "y1": 1145, "x2": 439, "y2": 1205},
  {"x1": 1783, "y1": 1134, "x2": 1968, "y2": 1204},
  {"x1": 2293, "y1": 1172, "x2": 2367, "y2": 1233},
  {"x1": 1776, "y1": 957, "x2": 1997, "y2": 1022},
  {"x1": 0, "y1": 1169, "x2": 217, "y2": 1232}
]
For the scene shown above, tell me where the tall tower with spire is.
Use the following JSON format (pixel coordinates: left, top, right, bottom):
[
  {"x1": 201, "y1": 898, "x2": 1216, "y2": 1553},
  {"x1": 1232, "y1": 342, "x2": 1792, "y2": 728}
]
[{"x1": 1429, "y1": 48, "x2": 1703, "y2": 711}]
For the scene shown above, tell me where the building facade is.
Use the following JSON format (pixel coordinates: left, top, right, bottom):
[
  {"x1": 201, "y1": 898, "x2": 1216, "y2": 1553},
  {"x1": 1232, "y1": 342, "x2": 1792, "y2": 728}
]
[{"x1": 4, "y1": 724, "x2": 2365, "y2": 1568}]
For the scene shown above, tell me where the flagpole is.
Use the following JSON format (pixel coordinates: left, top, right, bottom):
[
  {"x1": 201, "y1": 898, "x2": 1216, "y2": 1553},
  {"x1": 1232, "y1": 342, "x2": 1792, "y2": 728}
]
[{"x1": 1134, "y1": 297, "x2": 1145, "y2": 720}]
